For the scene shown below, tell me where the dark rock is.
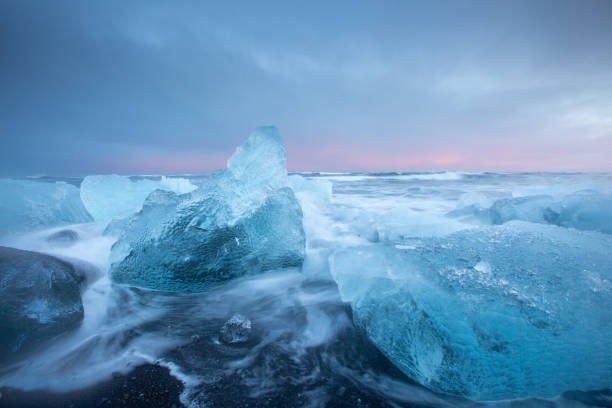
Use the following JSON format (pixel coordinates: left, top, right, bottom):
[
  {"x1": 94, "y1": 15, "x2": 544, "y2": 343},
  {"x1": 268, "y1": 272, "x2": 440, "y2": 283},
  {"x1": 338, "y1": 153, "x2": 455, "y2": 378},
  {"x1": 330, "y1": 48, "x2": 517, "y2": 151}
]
[
  {"x1": 0, "y1": 246, "x2": 84, "y2": 360},
  {"x1": 46, "y1": 229, "x2": 79, "y2": 246},
  {"x1": 219, "y1": 314, "x2": 251, "y2": 344}
]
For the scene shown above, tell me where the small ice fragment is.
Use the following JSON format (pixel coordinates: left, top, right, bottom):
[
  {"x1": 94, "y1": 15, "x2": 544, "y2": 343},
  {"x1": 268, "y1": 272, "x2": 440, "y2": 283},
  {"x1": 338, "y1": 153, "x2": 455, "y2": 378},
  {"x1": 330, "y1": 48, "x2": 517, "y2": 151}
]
[{"x1": 220, "y1": 314, "x2": 252, "y2": 344}]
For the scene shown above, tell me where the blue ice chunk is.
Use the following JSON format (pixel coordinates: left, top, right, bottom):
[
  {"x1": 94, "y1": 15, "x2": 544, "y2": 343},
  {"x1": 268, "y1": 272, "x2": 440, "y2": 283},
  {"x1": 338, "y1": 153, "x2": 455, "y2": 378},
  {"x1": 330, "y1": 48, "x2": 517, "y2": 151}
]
[
  {"x1": 330, "y1": 221, "x2": 612, "y2": 400},
  {"x1": 554, "y1": 190, "x2": 612, "y2": 233},
  {"x1": 448, "y1": 190, "x2": 612, "y2": 234},
  {"x1": 80, "y1": 175, "x2": 196, "y2": 221},
  {"x1": 0, "y1": 179, "x2": 93, "y2": 236},
  {"x1": 448, "y1": 194, "x2": 557, "y2": 225},
  {"x1": 227, "y1": 126, "x2": 288, "y2": 192},
  {"x1": 109, "y1": 127, "x2": 305, "y2": 292},
  {"x1": 220, "y1": 314, "x2": 252, "y2": 344}
]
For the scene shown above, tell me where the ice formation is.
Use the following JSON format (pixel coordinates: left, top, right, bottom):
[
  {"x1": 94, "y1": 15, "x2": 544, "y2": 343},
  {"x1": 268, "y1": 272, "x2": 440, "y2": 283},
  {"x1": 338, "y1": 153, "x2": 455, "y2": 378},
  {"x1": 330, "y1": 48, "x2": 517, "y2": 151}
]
[
  {"x1": 219, "y1": 314, "x2": 252, "y2": 344},
  {"x1": 80, "y1": 175, "x2": 197, "y2": 220},
  {"x1": 109, "y1": 126, "x2": 306, "y2": 292},
  {"x1": 0, "y1": 179, "x2": 93, "y2": 236},
  {"x1": 448, "y1": 190, "x2": 612, "y2": 234},
  {"x1": 0, "y1": 247, "x2": 85, "y2": 359},
  {"x1": 330, "y1": 221, "x2": 612, "y2": 400}
]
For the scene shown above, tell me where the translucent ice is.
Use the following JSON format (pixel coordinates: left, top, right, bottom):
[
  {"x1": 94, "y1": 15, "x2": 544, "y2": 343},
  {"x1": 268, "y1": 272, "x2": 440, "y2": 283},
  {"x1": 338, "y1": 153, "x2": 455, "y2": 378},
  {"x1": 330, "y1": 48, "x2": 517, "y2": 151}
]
[
  {"x1": 288, "y1": 175, "x2": 332, "y2": 208},
  {"x1": 109, "y1": 127, "x2": 306, "y2": 292},
  {"x1": 0, "y1": 179, "x2": 93, "y2": 236},
  {"x1": 219, "y1": 314, "x2": 252, "y2": 344},
  {"x1": 80, "y1": 175, "x2": 197, "y2": 220},
  {"x1": 554, "y1": 190, "x2": 612, "y2": 233},
  {"x1": 0, "y1": 246, "x2": 85, "y2": 359},
  {"x1": 330, "y1": 221, "x2": 612, "y2": 400},
  {"x1": 448, "y1": 190, "x2": 612, "y2": 234}
]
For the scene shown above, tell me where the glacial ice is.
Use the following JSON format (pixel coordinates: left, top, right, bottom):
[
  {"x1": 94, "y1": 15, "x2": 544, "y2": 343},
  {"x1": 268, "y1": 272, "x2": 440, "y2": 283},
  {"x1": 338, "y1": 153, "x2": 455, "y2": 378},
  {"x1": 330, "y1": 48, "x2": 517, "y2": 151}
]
[
  {"x1": 0, "y1": 246, "x2": 85, "y2": 360},
  {"x1": 0, "y1": 179, "x2": 93, "y2": 236},
  {"x1": 220, "y1": 314, "x2": 252, "y2": 344},
  {"x1": 109, "y1": 126, "x2": 306, "y2": 292},
  {"x1": 80, "y1": 175, "x2": 197, "y2": 220},
  {"x1": 448, "y1": 190, "x2": 612, "y2": 234},
  {"x1": 288, "y1": 174, "x2": 333, "y2": 207},
  {"x1": 330, "y1": 221, "x2": 612, "y2": 400}
]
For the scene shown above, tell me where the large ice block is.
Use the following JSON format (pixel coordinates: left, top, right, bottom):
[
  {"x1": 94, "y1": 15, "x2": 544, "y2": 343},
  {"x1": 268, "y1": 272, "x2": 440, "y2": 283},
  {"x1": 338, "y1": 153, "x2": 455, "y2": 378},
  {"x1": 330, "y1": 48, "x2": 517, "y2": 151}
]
[
  {"x1": 448, "y1": 190, "x2": 612, "y2": 234},
  {"x1": 0, "y1": 179, "x2": 93, "y2": 236},
  {"x1": 80, "y1": 175, "x2": 196, "y2": 221},
  {"x1": 109, "y1": 127, "x2": 306, "y2": 292},
  {"x1": 330, "y1": 221, "x2": 612, "y2": 400}
]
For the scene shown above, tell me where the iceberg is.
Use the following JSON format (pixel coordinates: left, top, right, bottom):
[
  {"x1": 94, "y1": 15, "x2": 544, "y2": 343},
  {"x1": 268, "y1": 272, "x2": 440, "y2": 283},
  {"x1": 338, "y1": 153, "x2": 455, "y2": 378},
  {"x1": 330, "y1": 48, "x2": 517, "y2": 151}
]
[
  {"x1": 330, "y1": 221, "x2": 612, "y2": 400},
  {"x1": 0, "y1": 179, "x2": 93, "y2": 236},
  {"x1": 109, "y1": 126, "x2": 306, "y2": 292},
  {"x1": 448, "y1": 190, "x2": 612, "y2": 234},
  {"x1": 0, "y1": 246, "x2": 85, "y2": 360},
  {"x1": 80, "y1": 175, "x2": 197, "y2": 221}
]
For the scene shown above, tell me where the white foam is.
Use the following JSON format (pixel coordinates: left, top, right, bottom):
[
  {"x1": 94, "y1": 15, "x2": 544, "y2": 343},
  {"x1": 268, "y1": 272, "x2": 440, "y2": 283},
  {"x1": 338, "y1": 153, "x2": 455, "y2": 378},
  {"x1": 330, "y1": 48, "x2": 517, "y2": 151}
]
[{"x1": 314, "y1": 172, "x2": 470, "y2": 182}]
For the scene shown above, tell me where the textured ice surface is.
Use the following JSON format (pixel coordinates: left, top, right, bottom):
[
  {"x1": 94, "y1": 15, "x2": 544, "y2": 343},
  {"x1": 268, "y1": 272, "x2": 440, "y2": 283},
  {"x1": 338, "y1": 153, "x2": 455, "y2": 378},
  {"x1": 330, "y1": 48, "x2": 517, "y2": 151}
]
[
  {"x1": 448, "y1": 190, "x2": 612, "y2": 234},
  {"x1": 110, "y1": 127, "x2": 305, "y2": 291},
  {"x1": 0, "y1": 179, "x2": 93, "y2": 236},
  {"x1": 0, "y1": 247, "x2": 85, "y2": 359},
  {"x1": 330, "y1": 221, "x2": 612, "y2": 400},
  {"x1": 288, "y1": 175, "x2": 333, "y2": 205},
  {"x1": 80, "y1": 175, "x2": 196, "y2": 220}
]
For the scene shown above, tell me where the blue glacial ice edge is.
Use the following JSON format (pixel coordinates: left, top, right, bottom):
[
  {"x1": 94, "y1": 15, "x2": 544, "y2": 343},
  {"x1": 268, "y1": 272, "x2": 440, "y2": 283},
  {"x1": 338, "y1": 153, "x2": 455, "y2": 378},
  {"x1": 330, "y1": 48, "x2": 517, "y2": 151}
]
[
  {"x1": 0, "y1": 178, "x2": 93, "y2": 236},
  {"x1": 108, "y1": 126, "x2": 306, "y2": 292},
  {"x1": 447, "y1": 190, "x2": 612, "y2": 234},
  {"x1": 330, "y1": 221, "x2": 612, "y2": 401},
  {"x1": 80, "y1": 174, "x2": 197, "y2": 221}
]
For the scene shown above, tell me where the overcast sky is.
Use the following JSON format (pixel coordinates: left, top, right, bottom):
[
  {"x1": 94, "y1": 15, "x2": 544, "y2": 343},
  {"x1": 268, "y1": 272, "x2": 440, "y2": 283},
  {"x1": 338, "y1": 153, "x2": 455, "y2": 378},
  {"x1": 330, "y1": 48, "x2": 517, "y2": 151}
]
[{"x1": 1, "y1": 0, "x2": 611, "y2": 175}]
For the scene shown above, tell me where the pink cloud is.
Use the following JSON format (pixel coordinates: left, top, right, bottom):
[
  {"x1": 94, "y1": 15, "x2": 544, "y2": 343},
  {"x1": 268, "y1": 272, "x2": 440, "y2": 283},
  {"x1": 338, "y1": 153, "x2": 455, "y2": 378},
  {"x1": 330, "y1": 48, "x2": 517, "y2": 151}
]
[
  {"x1": 99, "y1": 136, "x2": 612, "y2": 175},
  {"x1": 286, "y1": 136, "x2": 612, "y2": 172}
]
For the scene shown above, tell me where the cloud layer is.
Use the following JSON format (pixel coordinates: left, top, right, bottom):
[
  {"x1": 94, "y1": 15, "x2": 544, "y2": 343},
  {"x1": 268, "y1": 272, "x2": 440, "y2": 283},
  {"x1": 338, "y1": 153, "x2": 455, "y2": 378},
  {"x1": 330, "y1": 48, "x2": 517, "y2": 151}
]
[{"x1": 1, "y1": 0, "x2": 611, "y2": 175}]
